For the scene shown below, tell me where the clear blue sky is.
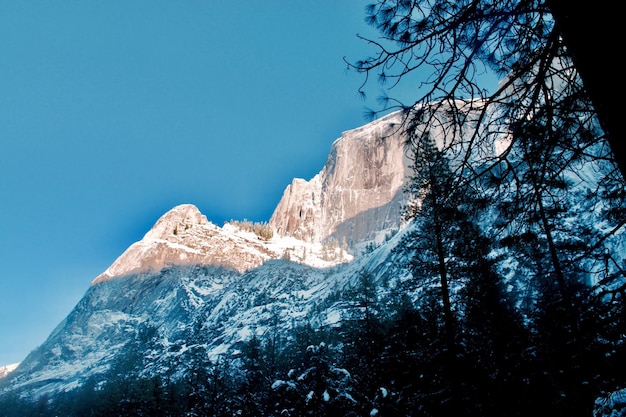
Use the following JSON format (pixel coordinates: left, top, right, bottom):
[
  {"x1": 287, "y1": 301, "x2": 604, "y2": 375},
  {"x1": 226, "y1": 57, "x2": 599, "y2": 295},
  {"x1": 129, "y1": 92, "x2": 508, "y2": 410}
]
[{"x1": 0, "y1": 1, "x2": 427, "y2": 365}]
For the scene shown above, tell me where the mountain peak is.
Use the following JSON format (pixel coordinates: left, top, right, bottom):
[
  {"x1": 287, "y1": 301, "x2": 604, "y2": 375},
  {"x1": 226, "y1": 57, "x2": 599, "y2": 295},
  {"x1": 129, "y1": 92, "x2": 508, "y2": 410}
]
[
  {"x1": 92, "y1": 204, "x2": 220, "y2": 284},
  {"x1": 144, "y1": 203, "x2": 210, "y2": 241},
  {"x1": 269, "y1": 110, "x2": 411, "y2": 245},
  {"x1": 92, "y1": 203, "x2": 284, "y2": 284}
]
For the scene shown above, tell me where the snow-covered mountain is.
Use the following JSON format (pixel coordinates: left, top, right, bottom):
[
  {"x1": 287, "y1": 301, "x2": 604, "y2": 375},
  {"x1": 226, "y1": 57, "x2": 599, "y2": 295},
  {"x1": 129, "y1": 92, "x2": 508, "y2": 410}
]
[
  {"x1": 0, "y1": 111, "x2": 413, "y2": 399},
  {"x1": 1, "y1": 106, "x2": 623, "y2": 416},
  {"x1": 96, "y1": 110, "x2": 410, "y2": 285}
]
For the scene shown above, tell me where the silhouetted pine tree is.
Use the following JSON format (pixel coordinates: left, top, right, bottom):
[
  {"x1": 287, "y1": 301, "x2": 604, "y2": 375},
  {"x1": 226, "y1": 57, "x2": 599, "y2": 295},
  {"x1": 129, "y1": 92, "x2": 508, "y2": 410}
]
[
  {"x1": 400, "y1": 129, "x2": 537, "y2": 416},
  {"x1": 457, "y1": 225, "x2": 532, "y2": 416}
]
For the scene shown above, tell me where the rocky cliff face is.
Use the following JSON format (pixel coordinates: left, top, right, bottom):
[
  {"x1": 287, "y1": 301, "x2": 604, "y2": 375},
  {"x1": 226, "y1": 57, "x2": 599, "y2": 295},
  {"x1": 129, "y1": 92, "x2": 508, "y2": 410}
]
[
  {"x1": 92, "y1": 203, "x2": 356, "y2": 285},
  {"x1": 269, "y1": 111, "x2": 411, "y2": 246},
  {"x1": 93, "y1": 111, "x2": 412, "y2": 285}
]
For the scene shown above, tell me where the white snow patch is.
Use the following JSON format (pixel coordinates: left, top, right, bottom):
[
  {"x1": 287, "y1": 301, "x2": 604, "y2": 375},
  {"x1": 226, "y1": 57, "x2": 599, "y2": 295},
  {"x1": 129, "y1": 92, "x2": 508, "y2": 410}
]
[
  {"x1": 0, "y1": 363, "x2": 19, "y2": 378},
  {"x1": 323, "y1": 390, "x2": 330, "y2": 402},
  {"x1": 325, "y1": 309, "x2": 341, "y2": 325},
  {"x1": 272, "y1": 379, "x2": 296, "y2": 390}
]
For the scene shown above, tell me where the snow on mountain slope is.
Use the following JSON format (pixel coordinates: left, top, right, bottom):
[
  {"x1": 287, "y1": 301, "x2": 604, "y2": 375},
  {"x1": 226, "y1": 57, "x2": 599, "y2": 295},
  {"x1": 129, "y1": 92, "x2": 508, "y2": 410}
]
[
  {"x1": 93, "y1": 204, "x2": 272, "y2": 283},
  {"x1": 0, "y1": 364, "x2": 18, "y2": 379},
  {"x1": 4, "y1": 227, "x2": 410, "y2": 398}
]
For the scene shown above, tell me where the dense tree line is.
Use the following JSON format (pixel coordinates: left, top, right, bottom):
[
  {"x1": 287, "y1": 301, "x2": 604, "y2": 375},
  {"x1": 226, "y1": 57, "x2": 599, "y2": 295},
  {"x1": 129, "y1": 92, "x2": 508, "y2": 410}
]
[{"x1": 349, "y1": 0, "x2": 625, "y2": 316}]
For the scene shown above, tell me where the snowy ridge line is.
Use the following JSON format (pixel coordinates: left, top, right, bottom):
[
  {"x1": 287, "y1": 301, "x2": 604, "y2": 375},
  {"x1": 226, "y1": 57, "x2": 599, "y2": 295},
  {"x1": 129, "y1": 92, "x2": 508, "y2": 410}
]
[{"x1": 92, "y1": 204, "x2": 357, "y2": 285}]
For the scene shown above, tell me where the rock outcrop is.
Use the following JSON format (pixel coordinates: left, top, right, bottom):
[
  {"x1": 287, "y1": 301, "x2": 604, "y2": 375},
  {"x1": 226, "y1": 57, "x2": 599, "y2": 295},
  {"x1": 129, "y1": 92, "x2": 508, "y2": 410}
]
[{"x1": 269, "y1": 111, "x2": 411, "y2": 246}]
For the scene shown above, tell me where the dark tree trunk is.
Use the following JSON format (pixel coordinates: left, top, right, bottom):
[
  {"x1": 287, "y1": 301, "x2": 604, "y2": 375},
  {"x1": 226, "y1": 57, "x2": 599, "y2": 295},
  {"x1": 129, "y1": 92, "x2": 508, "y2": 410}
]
[
  {"x1": 434, "y1": 212, "x2": 455, "y2": 352},
  {"x1": 546, "y1": 0, "x2": 625, "y2": 177}
]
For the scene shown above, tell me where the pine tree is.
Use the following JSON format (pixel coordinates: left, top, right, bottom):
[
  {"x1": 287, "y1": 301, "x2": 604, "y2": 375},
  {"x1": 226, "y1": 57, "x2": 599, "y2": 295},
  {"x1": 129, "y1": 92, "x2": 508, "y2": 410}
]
[
  {"x1": 401, "y1": 130, "x2": 534, "y2": 415},
  {"x1": 403, "y1": 133, "x2": 465, "y2": 353}
]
